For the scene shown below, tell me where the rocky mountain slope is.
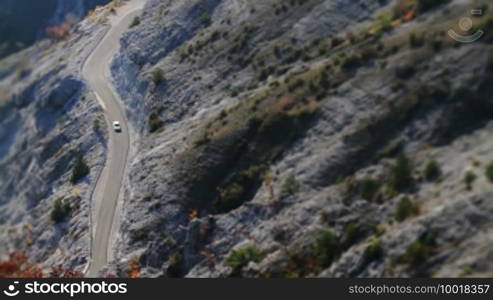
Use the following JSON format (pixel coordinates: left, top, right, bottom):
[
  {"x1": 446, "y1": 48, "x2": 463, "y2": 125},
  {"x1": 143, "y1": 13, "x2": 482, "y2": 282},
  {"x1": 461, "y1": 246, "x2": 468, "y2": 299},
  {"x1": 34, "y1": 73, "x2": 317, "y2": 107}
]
[
  {"x1": 2, "y1": 0, "x2": 493, "y2": 278},
  {"x1": 0, "y1": 4, "x2": 117, "y2": 274}
]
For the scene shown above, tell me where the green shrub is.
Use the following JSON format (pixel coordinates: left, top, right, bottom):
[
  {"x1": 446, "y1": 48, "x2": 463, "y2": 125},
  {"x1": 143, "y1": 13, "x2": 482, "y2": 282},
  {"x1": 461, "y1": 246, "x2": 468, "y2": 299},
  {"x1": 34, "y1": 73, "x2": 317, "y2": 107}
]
[
  {"x1": 258, "y1": 66, "x2": 276, "y2": 82},
  {"x1": 283, "y1": 49, "x2": 303, "y2": 64},
  {"x1": 395, "y1": 63, "x2": 416, "y2": 79},
  {"x1": 93, "y1": 119, "x2": 100, "y2": 132},
  {"x1": 213, "y1": 164, "x2": 268, "y2": 214},
  {"x1": 313, "y1": 230, "x2": 341, "y2": 268},
  {"x1": 365, "y1": 237, "x2": 383, "y2": 260},
  {"x1": 464, "y1": 171, "x2": 477, "y2": 190},
  {"x1": 402, "y1": 240, "x2": 427, "y2": 266},
  {"x1": 395, "y1": 196, "x2": 419, "y2": 222},
  {"x1": 341, "y1": 177, "x2": 355, "y2": 206},
  {"x1": 373, "y1": 225, "x2": 386, "y2": 237},
  {"x1": 301, "y1": 53, "x2": 312, "y2": 62},
  {"x1": 389, "y1": 153, "x2": 413, "y2": 192},
  {"x1": 358, "y1": 177, "x2": 380, "y2": 201},
  {"x1": 225, "y1": 245, "x2": 263, "y2": 273},
  {"x1": 360, "y1": 45, "x2": 378, "y2": 61},
  {"x1": 486, "y1": 162, "x2": 493, "y2": 183},
  {"x1": 459, "y1": 265, "x2": 473, "y2": 278},
  {"x1": 200, "y1": 12, "x2": 212, "y2": 27},
  {"x1": 424, "y1": 160, "x2": 441, "y2": 181},
  {"x1": 378, "y1": 139, "x2": 404, "y2": 159},
  {"x1": 409, "y1": 33, "x2": 424, "y2": 48},
  {"x1": 194, "y1": 134, "x2": 210, "y2": 147},
  {"x1": 287, "y1": 78, "x2": 305, "y2": 92},
  {"x1": 431, "y1": 34, "x2": 443, "y2": 52},
  {"x1": 280, "y1": 175, "x2": 300, "y2": 198},
  {"x1": 149, "y1": 114, "x2": 164, "y2": 133},
  {"x1": 50, "y1": 198, "x2": 71, "y2": 223},
  {"x1": 211, "y1": 30, "x2": 221, "y2": 41},
  {"x1": 416, "y1": 0, "x2": 450, "y2": 13},
  {"x1": 70, "y1": 154, "x2": 90, "y2": 184},
  {"x1": 129, "y1": 16, "x2": 140, "y2": 28},
  {"x1": 342, "y1": 223, "x2": 361, "y2": 248},
  {"x1": 219, "y1": 110, "x2": 228, "y2": 119},
  {"x1": 216, "y1": 183, "x2": 245, "y2": 211},
  {"x1": 150, "y1": 68, "x2": 165, "y2": 85},
  {"x1": 231, "y1": 90, "x2": 239, "y2": 97},
  {"x1": 399, "y1": 232, "x2": 436, "y2": 267},
  {"x1": 341, "y1": 53, "x2": 363, "y2": 70},
  {"x1": 329, "y1": 36, "x2": 344, "y2": 48},
  {"x1": 372, "y1": 12, "x2": 393, "y2": 33},
  {"x1": 319, "y1": 71, "x2": 330, "y2": 90}
]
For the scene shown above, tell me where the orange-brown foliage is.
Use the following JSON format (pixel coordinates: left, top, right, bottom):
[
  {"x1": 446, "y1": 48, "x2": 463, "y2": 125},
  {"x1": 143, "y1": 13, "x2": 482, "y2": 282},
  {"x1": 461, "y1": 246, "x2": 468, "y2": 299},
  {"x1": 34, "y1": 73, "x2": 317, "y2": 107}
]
[
  {"x1": 0, "y1": 251, "x2": 83, "y2": 278},
  {"x1": 0, "y1": 252, "x2": 43, "y2": 278},
  {"x1": 188, "y1": 209, "x2": 198, "y2": 220},
  {"x1": 45, "y1": 24, "x2": 71, "y2": 40},
  {"x1": 50, "y1": 266, "x2": 84, "y2": 278},
  {"x1": 128, "y1": 262, "x2": 139, "y2": 278},
  {"x1": 393, "y1": 0, "x2": 417, "y2": 21}
]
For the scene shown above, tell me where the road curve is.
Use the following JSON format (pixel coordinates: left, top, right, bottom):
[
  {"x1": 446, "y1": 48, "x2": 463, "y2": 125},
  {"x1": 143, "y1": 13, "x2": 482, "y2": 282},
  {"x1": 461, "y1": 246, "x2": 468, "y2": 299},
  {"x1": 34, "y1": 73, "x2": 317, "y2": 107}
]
[{"x1": 82, "y1": 1, "x2": 144, "y2": 277}]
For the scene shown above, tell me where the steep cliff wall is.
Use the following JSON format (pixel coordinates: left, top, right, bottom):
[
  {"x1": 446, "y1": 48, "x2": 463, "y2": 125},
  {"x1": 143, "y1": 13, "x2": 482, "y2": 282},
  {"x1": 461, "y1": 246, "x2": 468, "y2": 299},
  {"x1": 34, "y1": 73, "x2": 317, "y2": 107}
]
[{"x1": 106, "y1": 0, "x2": 493, "y2": 278}]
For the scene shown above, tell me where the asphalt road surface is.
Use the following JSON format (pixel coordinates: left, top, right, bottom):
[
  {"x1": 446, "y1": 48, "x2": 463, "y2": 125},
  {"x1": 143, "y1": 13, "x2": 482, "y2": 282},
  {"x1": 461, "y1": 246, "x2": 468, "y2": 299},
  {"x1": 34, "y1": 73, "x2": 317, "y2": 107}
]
[{"x1": 83, "y1": 1, "x2": 144, "y2": 277}]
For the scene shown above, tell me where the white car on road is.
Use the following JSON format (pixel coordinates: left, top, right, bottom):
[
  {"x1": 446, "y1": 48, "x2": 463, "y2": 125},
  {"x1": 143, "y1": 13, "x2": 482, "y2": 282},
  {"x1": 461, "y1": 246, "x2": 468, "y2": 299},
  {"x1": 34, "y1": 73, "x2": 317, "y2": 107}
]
[{"x1": 112, "y1": 121, "x2": 122, "y2": 132}]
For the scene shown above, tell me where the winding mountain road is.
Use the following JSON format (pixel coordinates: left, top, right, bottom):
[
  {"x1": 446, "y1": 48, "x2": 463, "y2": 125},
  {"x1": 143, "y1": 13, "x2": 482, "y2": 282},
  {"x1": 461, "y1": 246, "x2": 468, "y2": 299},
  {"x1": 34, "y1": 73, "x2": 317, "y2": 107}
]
[{"x1": 82, "y1": 0, "x2": 145, "y2": 277}]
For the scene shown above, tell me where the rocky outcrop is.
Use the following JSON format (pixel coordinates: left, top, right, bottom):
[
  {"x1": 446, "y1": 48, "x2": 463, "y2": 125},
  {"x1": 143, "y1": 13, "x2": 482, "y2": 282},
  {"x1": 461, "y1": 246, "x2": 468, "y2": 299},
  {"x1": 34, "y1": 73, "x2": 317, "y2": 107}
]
[{"x1": 0, "y1": 6, "x2": 112, "y2": 272}]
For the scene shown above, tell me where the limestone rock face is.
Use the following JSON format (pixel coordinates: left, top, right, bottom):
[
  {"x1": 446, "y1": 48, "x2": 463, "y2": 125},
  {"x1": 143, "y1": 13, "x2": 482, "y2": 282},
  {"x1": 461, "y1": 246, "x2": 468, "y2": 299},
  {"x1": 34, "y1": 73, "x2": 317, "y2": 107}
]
[
  {"x1": 0, "y1": 5, "x2": 110, "y2": 271},
  {"x1": 106, "y1": 0, "x2": 493, "y2": 278}
]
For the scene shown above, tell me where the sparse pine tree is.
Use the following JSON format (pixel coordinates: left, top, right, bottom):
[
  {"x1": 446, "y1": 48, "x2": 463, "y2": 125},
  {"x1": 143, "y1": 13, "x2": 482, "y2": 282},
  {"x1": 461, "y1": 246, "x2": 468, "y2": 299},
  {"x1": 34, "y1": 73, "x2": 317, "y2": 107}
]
[
  {"x1": 389, "y1": 153, "x2": 413, "y2": 191},
  {"x1": 70, "y1": 154, "x2": 90, "y2": 184}
]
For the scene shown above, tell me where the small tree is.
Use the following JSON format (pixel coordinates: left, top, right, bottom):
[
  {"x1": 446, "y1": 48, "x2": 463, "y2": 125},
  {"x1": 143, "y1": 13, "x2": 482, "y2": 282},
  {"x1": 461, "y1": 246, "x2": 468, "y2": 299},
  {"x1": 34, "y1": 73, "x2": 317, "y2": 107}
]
[
  {"x1": 395, "y1": 196, "x2": 419, "y2": 222},
  {"x1": 341, "y1": 53, "x2": 363, "y2": 70},
  {"x1": 486, "y1": 162, "x2": 493, "y2": 183},
  {"x1": 50, "y1": 198, "x2": 71, "y2": 223},
  {"x1": 225, "y1": 245, "x2": 263, "y2": 275},
  {"x1": 280, "y1": 175, "x2": 300, "y2": 198},
  {"x1": 342, "y1": 223, "x2": 361, "y2": 248},
  {"x1": 399, "y1": 232, "x2": 437, "y2": 267},
  {"x1": 150, "y1": 68, "x2": 165, "y2": 85},
  {"x1": 358, "y1": 177, "x2": 380, "y2": 201},
  {"x1": 313, "y1": 231, "x2": 341, "y2": 268},
  {"x1": 70, "y1": 154, "x2": 90, "y2": 184},
  {"x1": 129, "y1": 16, "x2": 140, "y2": 28},
  {"x1": 389, "y1": 153, "x2": 413, "y2": 192},
  {"x1": 365, "y1": 237, "x2": 382, "y2": 261},
  {"x1": 402, "y1": 240, "x2": 427, "y2": 266},
  {"x1": 93, "y1": 119, "x2": 101, "y2": 132},
  {"x1": 464, "y1": 171, "x2": 477, "y2": 190},
  {"x1": 372, "y1": 13, "x2": 393, "y2": 33},
  {"x1": 200, "y1": 12, "x2": 212, "y2": 27},
  {"x1": 409, "y1": 33, "x2": 424, "y2": 48},
  {"x1": 149, "y1": 113, "x2": 163, "y2": 133},
  {"x1": 424, "y1": 160, "x2": 441, "y2": 181}
]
